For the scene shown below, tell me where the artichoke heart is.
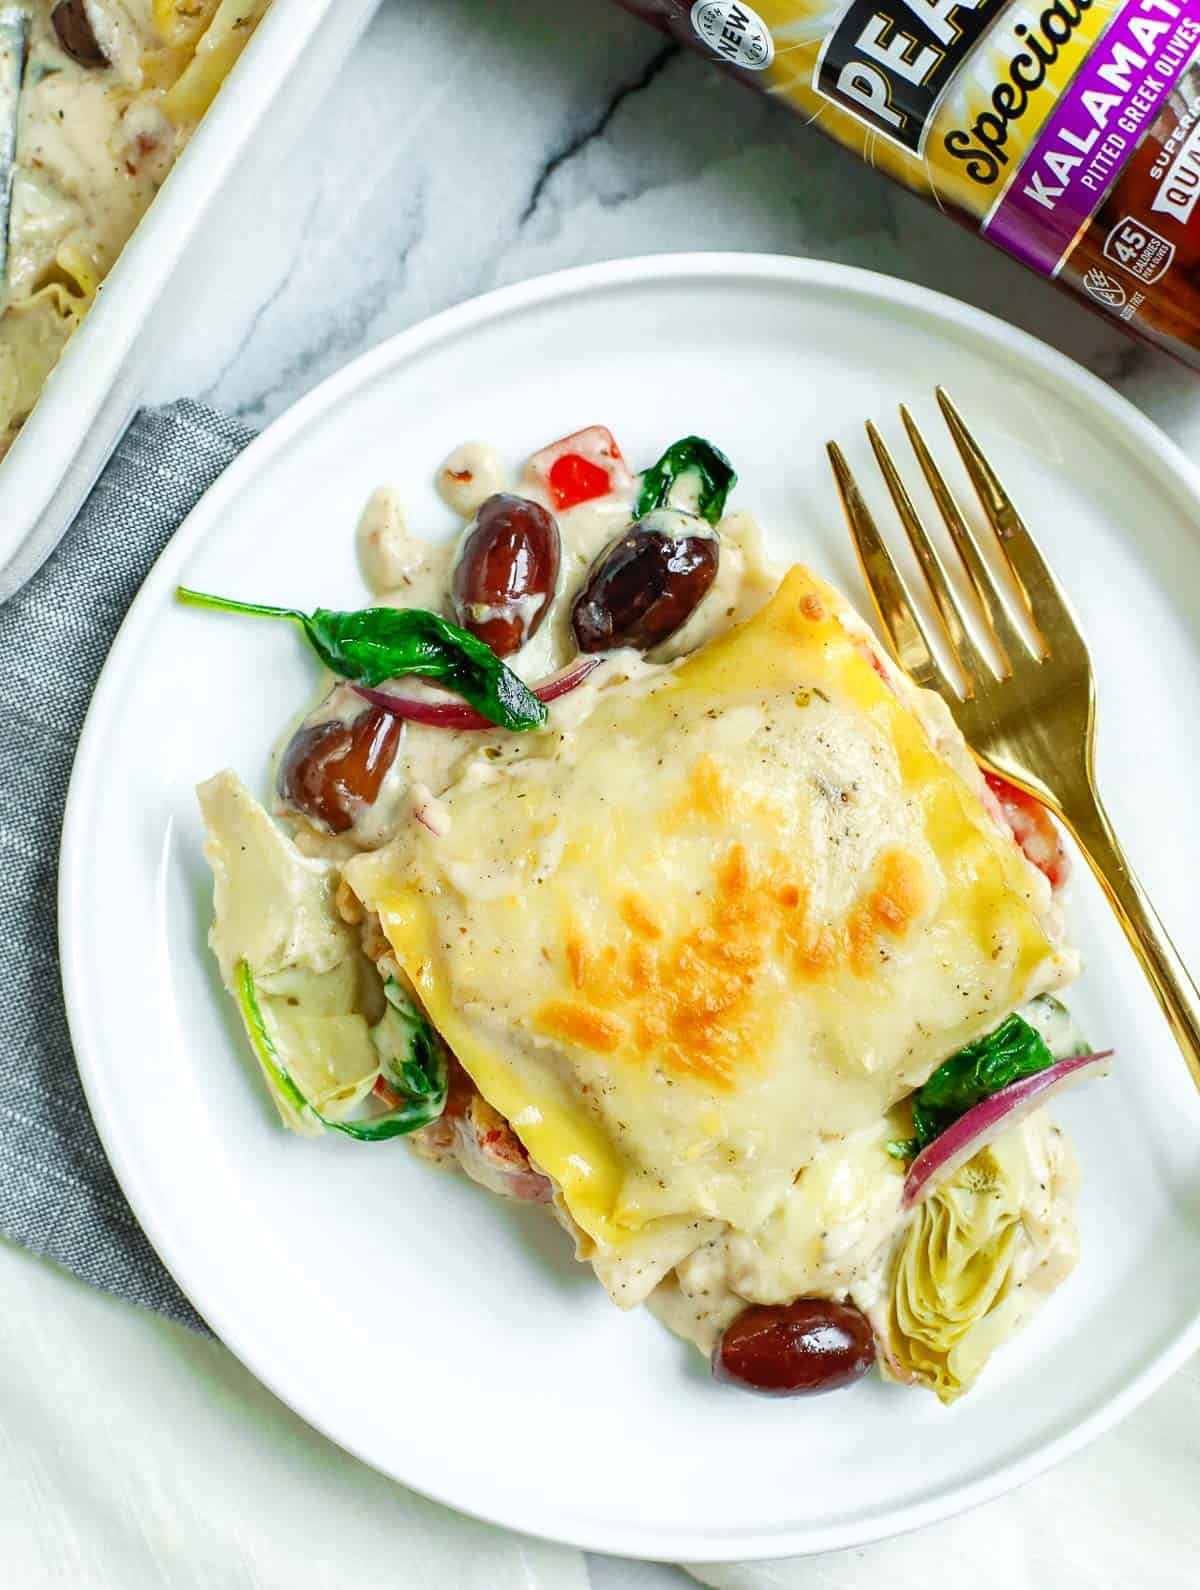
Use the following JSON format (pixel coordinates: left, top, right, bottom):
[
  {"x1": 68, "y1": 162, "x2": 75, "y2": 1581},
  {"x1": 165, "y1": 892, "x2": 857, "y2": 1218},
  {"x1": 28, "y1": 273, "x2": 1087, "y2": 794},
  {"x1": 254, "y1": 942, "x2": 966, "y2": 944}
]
[
  {"x1": 200, "y1": 770, "x2": 385, "y2": 1135},
  {"x1": 884, "y1": 1113, "x2": 1079, "y2": 1403}
]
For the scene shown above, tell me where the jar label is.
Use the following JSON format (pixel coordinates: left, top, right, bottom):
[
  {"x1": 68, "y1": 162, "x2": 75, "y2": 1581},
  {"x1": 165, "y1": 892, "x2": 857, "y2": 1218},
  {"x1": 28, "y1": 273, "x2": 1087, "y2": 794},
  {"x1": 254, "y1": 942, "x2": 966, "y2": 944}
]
[
  {"x1": 614, "y1": 0, "x2": 1200, "y2": 358},
  {"x1": 981, "y1": 0, "x2": 1200, "y2": 275},
  {"x1": 814, "y1": 0, "x2": 1009, "y2": 156},
  {"x1": 690, "y1": 2, "x2": 776, "y2": 69}
]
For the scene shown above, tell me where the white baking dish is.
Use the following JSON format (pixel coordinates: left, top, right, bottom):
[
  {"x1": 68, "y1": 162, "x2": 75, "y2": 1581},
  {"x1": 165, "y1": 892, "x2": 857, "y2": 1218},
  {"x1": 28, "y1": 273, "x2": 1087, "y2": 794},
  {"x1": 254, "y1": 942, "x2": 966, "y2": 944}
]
[{"x1": 0, "y1": 0, "x2": 381, "y2": 603}]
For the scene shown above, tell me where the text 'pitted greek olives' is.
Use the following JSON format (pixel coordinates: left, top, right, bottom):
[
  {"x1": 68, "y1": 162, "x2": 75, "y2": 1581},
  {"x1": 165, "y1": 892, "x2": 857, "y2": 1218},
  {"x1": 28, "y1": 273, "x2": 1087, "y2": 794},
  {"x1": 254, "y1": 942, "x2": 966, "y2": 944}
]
[
  {"x1": 277, "y1": 707, "x2": 401, "y2": 834},
  {"x1": 451, "y1": 493, "x2": 561, "y2": 659},
  {"x1": 712, "y1": 1299, "x2": 876, "y2": 1397},
  {"x1": 571, "y1": 508, "x2": 718, "y2": 653},
  {"x1": 51, "y1": 0, "x2": 107, "y2": 65}
]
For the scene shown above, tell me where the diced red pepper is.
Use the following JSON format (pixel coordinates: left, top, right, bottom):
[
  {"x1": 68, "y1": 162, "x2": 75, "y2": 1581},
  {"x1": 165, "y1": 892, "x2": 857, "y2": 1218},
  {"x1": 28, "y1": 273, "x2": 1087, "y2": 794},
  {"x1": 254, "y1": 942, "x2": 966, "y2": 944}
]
[
  {"x1": 984, "y1": 772, "x2": 1070, "y2": 890},
  {"x1": 548, "y1": 452, "x2": 613, "y2": 511},
  {"x1": 526, "y1": 425, "x2": 634, "y2": 511}
]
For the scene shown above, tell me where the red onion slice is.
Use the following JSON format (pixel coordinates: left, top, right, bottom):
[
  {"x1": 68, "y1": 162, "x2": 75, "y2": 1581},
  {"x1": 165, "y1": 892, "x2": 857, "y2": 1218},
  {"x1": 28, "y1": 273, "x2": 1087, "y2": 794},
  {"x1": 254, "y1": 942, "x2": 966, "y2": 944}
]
[
  {"x1": 353, "y1": 657, "x2": 601, "y2": 730},
  {"x1": 902, "y1": 1049, "x2": 1113, "y2": 1210},
  {"x1": 513, "y1": 657, "x2": 603, "y2": 702}
]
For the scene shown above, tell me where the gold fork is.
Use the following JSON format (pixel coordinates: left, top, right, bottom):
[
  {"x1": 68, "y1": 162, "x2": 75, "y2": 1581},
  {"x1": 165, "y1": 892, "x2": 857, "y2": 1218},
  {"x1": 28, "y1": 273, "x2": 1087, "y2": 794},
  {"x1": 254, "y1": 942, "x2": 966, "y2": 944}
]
[{"x1": 828, "y1": 388, "x2": 1200, "y2": 1091}]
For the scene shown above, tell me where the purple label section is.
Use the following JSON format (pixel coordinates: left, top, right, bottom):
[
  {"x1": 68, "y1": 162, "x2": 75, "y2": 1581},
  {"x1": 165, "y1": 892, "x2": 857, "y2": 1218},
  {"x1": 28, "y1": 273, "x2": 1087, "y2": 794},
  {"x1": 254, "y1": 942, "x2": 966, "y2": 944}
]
[{"x1": 983, "y1": 0, "x2": 1200, "y2": 275}]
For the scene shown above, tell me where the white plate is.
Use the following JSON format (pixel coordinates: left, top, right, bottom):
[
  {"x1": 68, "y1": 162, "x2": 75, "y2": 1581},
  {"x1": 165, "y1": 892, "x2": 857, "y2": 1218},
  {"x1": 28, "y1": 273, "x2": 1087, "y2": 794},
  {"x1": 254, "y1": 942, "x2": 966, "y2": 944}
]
[{"x1": 60, "y1": 255, "x2": 1200, "y2": 1561}]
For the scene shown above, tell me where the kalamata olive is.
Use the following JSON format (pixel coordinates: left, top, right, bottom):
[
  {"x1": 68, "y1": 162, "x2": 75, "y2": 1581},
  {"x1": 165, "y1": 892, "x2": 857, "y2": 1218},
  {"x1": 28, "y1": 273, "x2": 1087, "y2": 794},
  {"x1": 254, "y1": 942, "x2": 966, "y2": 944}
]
[
  {"x1": 51, "y1": 0, "x2": 108, "y2": 65},
  {"x1": 451, "y1": 493, "x2": 561, "y2": 658},
  {"x1": 277, "y1": 707, "x2": 401, "y2": 834},
  {"x1": 712, "y1": 1299, "x2": 875, "y2": 1397},
  {"x1": 571, "y1": 508, "x2": 718, "y2": 653}
]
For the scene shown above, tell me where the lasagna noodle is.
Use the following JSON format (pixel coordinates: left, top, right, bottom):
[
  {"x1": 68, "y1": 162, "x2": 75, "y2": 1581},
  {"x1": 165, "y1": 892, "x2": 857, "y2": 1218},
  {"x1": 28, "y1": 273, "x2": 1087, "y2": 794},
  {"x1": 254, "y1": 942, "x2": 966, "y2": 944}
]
[
  {"x1": 161, "y1": 0, "x2": 272, "y2": 122},
  {"x1": 346, "y1": 566, "x2": 1075, "y2": 1256}
]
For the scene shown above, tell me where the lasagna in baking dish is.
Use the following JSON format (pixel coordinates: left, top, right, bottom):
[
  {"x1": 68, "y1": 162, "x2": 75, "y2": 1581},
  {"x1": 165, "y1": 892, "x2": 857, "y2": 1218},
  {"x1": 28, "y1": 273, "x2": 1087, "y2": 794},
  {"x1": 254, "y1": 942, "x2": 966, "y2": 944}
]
[
  {"x1": 0, "y1": 0, "x2": 271, "y2": 460},
  {"x1": 190, "y1": 426, "x2": 1109, "y2": 1403}
]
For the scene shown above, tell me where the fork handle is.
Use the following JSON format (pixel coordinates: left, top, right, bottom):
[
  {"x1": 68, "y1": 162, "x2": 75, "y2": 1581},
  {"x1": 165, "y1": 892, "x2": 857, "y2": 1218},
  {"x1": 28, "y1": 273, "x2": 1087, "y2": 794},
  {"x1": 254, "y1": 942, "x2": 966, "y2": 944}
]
[{"x1": 1064, "y1": 794, "x2": 1200, "y2": 1093}]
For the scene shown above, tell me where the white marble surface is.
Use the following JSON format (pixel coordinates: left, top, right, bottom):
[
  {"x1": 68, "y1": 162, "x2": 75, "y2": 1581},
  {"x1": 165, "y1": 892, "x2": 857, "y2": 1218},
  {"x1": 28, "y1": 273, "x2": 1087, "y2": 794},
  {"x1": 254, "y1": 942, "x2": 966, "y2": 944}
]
[
  {"x1": 147, "y1": 0, "x2": 1200, "y2": 445},
  {"x1": 122, "y1": 1, "x2": 1200, "y2": 1586}
]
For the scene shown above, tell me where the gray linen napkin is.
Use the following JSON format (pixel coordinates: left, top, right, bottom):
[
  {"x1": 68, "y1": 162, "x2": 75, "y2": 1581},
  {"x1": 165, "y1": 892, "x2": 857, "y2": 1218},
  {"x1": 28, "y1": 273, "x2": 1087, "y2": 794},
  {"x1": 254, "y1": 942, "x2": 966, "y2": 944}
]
[{"x1": 0, "y1": 400, "x2": 254, "y2": 1331}]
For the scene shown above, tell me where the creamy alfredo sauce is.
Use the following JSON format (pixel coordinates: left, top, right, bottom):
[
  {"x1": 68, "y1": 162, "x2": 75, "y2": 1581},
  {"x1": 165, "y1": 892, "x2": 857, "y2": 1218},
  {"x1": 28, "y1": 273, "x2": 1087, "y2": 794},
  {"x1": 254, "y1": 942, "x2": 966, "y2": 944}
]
[
  {"x1": 266, "y1": 437, "x2": 1082, "y2": 1396},
  {"x1": 284, "y1": 440, "x2": 777, "y2": 859}
]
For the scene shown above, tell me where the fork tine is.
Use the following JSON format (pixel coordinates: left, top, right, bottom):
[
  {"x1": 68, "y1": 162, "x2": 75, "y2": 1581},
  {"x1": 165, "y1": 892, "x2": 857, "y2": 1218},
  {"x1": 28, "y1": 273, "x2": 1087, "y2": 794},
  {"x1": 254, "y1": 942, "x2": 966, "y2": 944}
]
[
  {"x1": 936, "y1": 388, "x2": 1065, "y2": 659},
  {"x1": 866, "y1": 421, "x2": 996, "y2": 698},
  {"x1": 826, "y1": 441, "x2": 945, "y2": 692},
  {"x1": 901, "y1": 406, "x2": 1032, "y2": 674}
]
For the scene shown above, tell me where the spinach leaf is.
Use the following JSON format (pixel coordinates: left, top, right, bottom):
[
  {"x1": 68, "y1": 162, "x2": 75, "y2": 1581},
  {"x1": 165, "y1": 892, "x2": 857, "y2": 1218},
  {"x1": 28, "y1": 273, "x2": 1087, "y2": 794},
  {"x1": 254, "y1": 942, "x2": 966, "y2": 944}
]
[
  {"x1": 176, "y1": 588, "x2": 546, "y2": 732},
  {"x1": 236, "y1": 960, "x2": 316, "y2": 1126},
  {"x1": 372, "y1": 979, "x2": 447, "y2": 1105},
  {"x1": 236, "y1": 962, "x2": 448, "y2": 1142},
  {"x1": 635, "y1": 437, "x2": 737, "y2": 526},
  {"x1": 907, "y1": 1013, "x2": 1055, "y2": 1153}
]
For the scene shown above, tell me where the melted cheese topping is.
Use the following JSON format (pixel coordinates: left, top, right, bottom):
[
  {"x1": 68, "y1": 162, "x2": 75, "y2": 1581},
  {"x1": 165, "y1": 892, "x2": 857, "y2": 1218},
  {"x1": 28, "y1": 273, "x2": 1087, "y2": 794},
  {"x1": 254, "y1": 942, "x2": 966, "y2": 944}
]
[{"x1": 345, "y1": 566, "x2": 1075, "y2": 1258}]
